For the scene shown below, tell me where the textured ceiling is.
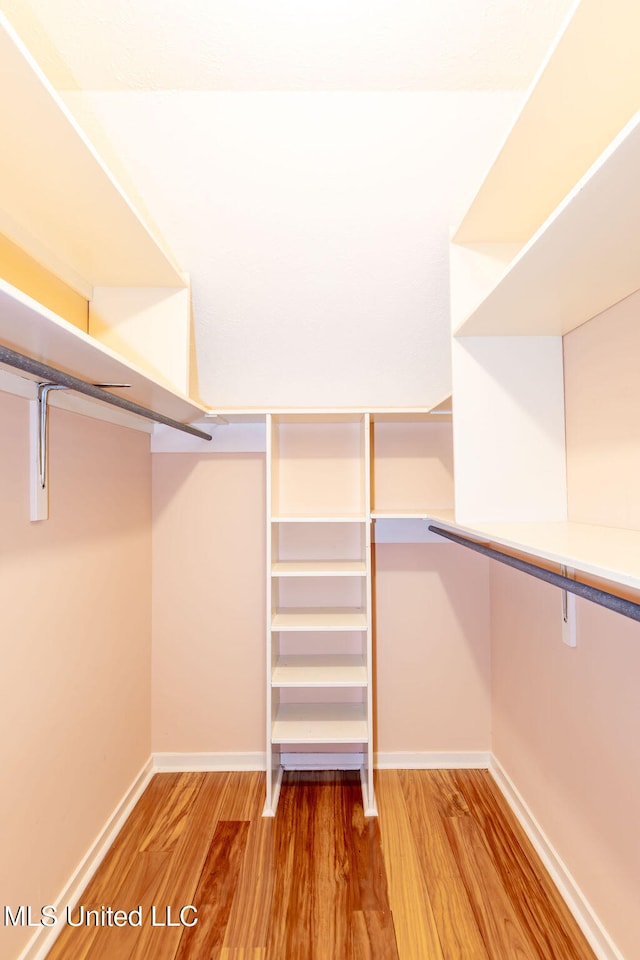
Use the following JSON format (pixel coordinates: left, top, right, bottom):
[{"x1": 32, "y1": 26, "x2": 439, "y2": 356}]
[{"x1": 3, "y1": 0, "x2": 576, "y2": 92}]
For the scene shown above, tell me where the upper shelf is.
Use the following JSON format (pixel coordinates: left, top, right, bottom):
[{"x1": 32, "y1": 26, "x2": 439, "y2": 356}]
[
  {"x1": 428, "y1": 511, "x2": 640, "y2": 594},
  {"x1": 454, "y1": 0, "x2": 640, "y2": 245},
  {"x1": 453, "y1": 111, "x2": 640, "y2": 337},
  {"x1": 0, "y1": 278, "x2": 207, "y2": 425},
  {"x1": 0, "y1": 14, "x2": 184, "y2": 294}
]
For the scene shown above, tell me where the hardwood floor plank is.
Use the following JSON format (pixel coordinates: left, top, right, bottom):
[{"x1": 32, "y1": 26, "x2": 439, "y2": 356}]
[
  {"x1": 375, "y1": 770, "x2": 445, "y2": 960},
  {"x1": 174, "y1": 820, "x2": 250, "y2": 960},
  {"x1": 398, "y1": 770, "x2": 461, "y2": 880},
  {"x1": 126, "y1": 771, "x2": 232, "y2": 960},
  {"x1": 312, "y1": 772, "x2": 353, "y2": 959},
  {"x1": 139, "y1": 772, "x2": 203, "y2": 853},
  {"x1": 427, "y1": 769, "x2": 471, "y2": 818},
  {"x1": 45, "y1": 775, "x2": 182, "y2": 960},
  {"x1": 454, "y1": 769, "x2": 596, "y2": 960},
  {"x1": 398, "y1": 771, "x2": 488, "y2": 960},
  {"x1": 352, "y1": 911, "x2": 400, "y2": 960},
  {"x1": 427, "y1": 875, "x2": 491, "y2": 960},
  {"x1": 220, "y1": 950, "x2": 266, "y2": 959},
  {"x1": 218, "y1": 771, "x2": 264, "y2": 821},
  {"x1": 68, "y1": 852, "x2": 171, "y2": 960},
  {"x1": 264, "y1": 771, "x2": 308, "y2": 960},
  {"x1": 443, "y1": 813, "x2": 540, "y2": 960},
  {"x1": 343, "y1": 779, "x2": 392, "y2": 913},
  {"x1": 222, "y1": 815, "x2": 275, "y2": 950}
]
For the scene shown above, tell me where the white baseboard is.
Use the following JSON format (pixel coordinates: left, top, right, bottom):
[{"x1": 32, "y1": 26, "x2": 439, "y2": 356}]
[
  {"x1": 19, "y1": 757, "x2": 155, "y2": 960},
  {"x1": 375, "y1": 750, "x2": 490, "y2": 769},
  {"x1": 489, "y1": 756, "x2": 625, "y2": 960},
  {"x1": 153, "y1": 751, "x2": 265, "y2": 772},
  {"x1": 151, "y1": 750, "x2": 491, "y2": 772}
]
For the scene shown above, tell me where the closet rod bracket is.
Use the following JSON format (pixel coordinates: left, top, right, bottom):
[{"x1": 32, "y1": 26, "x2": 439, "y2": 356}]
[{"x1": 31, "y1": 381, "x2": 134, "y2": 521}]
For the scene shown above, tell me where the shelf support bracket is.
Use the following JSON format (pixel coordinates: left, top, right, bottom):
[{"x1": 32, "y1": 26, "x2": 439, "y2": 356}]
[
  {"x1": 560, "y1": 564, "x2": 577, "y2": 647},
  {"x1": 30, "y1": 383, "x2": 67, "y2": 521}
]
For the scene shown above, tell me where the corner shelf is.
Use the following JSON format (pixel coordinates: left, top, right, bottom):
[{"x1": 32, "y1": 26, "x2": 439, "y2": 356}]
[
  {"x1": 0, "y1": 15, "x2": 202, "y2": 429},
  {"x1": 0, "y1": 13, "x2": 182, "y2": 292},
  {"x1": 453, "y1": 111, "x2": 640, "y2": 337},
  {"x1": 0, "y1": 279, "x2": 207, "y2": 428}
]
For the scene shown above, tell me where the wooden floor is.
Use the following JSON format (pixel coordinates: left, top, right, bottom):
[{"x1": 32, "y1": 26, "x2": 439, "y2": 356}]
[{"x1": 45, "y1": 769, "x2": 597, "y2": 960}]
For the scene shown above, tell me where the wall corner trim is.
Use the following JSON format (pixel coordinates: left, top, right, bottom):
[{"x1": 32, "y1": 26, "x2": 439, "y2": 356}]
[
  {"x1": 489, "y1": 756, "x2": 625, "y2": 960},
  {"x1": 18, "y1": 757, "x2": 155, "y2": 960}
]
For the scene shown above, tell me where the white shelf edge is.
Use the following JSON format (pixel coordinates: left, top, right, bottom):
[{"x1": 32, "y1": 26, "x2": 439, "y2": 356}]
[
  {"x1": 272, "y1": 703, "x2": 368, "y2": 744},
  {"x1": 453, "y1": 0, "x2": 640, "y2": 246},
  {"x1": 452, "y1": 109, "x2": 640, "y2": 338},
  {"x1": 0, "y1": 14, "x2": 184, "y2": 290},
  {"x1": 272, "y1": 655, "x2": 367, "y2": 687},
  {"x1": 428, "y1": 516, "x2": 640, "y2": 594},
  {"x1": 271, "y1": 515, "x2": 368, "y2": 524},
  {"x1": 271, "y1": 608, "x2": 368, "y2": 631},
  {"x1": 271, "y1": 560, "x2": 366, "y2": 577},
  {"x1": 0, "y1": 278, "x2": 208, "y2": 427}
]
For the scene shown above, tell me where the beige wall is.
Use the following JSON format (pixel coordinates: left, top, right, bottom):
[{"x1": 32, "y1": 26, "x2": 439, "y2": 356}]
[
  {"x1": 0, "y1": 391, "x2": 151, "y2": 960},
  {"x1": 490, "y1": 563, "x2": 640, "y2": 960},
  {"x1": 151, "y1": 453, "x2": 266, "y2": 753},
  {"x1": 151, "y1": 453, "x2": 491, "y2": 757},
  {"x1": 564, "y1": 287, "x2": 640, "y2": 531},
  {"x1": 374, "y1": 543, "x2": 490, "y2": 753}
]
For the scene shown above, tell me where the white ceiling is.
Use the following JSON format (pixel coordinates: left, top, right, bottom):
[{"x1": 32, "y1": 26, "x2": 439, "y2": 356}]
[{"x1": 4, "y1": 0, "x2": 576, "y2": 92}]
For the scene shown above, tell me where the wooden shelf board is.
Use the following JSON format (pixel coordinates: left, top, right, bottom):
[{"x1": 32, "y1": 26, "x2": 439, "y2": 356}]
[
  {"x1": 272, "y1": 703, "x2": 368, "y2": 744},
  {"x1": 371, "y1": 510, "x2": 433, "y2": 520},
  {"x1": 0, "y1": 279, "x2": 207, "y2": 425},
  {"x1": 271, "y1": 560, "x2": 366, "y2": 577},
  {"x1": 272, "y1": 656, "x2": 367, "y2": 687},
  {"x1": 454, "y1": 0, "x2": 640, "y2": 245},
  {"x1": 271, "y1": 608, "x2": 368, "y2": 631},
  {"x1": 430, "y1": 516, "x2": 640, "y2": 593},
  {"x1": 272, "y1": 515, "x2": 367, "y2": 524},
  {"x1": 454, "y1": 111, "x2": 640, "y2": 337},
  {"x1": 0, "y1": 15, "x2": 183, "y2": 290},
  {"x1": 206, "y1": 404, "x2": 446, "y2": 423}
]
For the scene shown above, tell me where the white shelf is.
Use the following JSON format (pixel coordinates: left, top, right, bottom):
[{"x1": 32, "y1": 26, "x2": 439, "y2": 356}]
[
  {"x1": 371, "y1": 510, "x2": 433, "y2": 520},
  {"x1": 454, "y1": 110, "x2": 640, "y2": 337},
  {"x1": 271, "y1": 703, "x2": 368, "y2": 744},
  {"x1": 0, "y1": 280, "x2": 207, "y2": 427},
  {"x1": 272, "y1": 656, "x2": 367, "y2": 687},
  {"x1": 453, "y1": 0, "x2": 640, "y2": 247},
  {"x1": 271, "y1": 560, "x2": 366, "y2": 577},
  {"x1": 430, "y1": 516, "x2": 640, "y2": 594},
  {"x1": 272, "y1": 515, "x2": 367, "y2": 524},
  {"x1": 0, "y1": 14, "x2": 182, "y2": 292},
  {"x1": 271, "y1": 608, "x2": 368, "y2": 631}
]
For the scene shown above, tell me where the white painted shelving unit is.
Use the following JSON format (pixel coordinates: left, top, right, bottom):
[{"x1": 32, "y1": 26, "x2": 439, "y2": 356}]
[
  {"x1": 265, "y1": 412, "x2": 375, "y2": 816},
  {"x1": 448, "y1": 0, "x2": 640, "y2": 598},
  {"x1": 263, "y1": 404, "x2": 456, "y2": 816},
  {"x1": 0, "y1": 13, "x2": 205, "y2": 431}
]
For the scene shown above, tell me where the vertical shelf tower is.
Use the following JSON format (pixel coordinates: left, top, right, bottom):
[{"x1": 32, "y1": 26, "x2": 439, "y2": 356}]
[{"x1": 265, "y1": 413, "x2": 376, "y2": 816}]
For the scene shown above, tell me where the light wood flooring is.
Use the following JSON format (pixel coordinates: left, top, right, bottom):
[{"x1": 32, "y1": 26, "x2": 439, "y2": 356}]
[{"x1": 45, "y1": 769, "x2": 597, "y2": 959}]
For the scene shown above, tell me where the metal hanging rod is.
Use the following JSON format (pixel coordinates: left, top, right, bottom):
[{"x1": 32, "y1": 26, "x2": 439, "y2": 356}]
[
  {"x1": 0, "y1": 343, "x2": 212, "y2": 441},
  {"x1": 428, "y1": 524, "x2": 640, "y2": 624}
]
